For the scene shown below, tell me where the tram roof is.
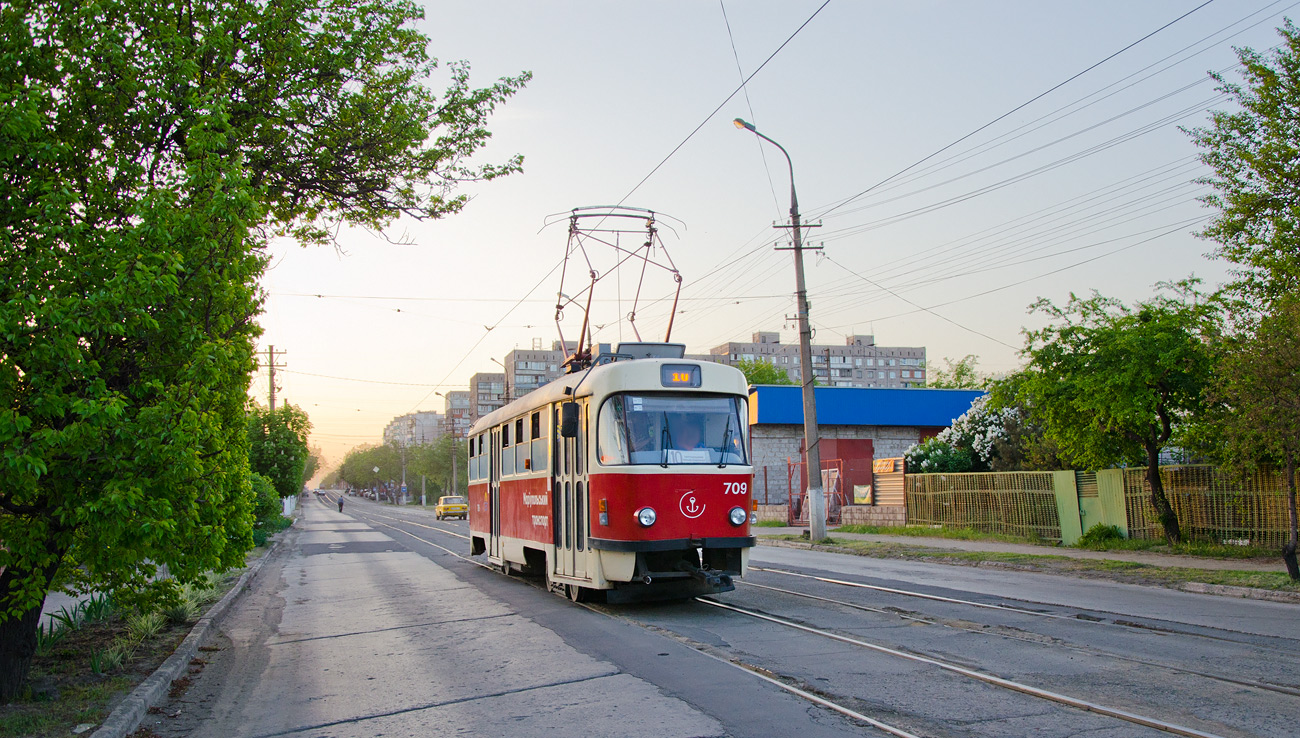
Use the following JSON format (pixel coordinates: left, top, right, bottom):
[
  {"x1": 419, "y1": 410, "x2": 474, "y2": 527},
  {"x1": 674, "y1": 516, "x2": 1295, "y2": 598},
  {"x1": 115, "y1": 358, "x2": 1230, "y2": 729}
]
[
  {"x1": 467, "y1": 357, "x2": 748, "y2": 436},
  {"x1": 748, "y1": 385, "x2": 984, "y2": 428}
]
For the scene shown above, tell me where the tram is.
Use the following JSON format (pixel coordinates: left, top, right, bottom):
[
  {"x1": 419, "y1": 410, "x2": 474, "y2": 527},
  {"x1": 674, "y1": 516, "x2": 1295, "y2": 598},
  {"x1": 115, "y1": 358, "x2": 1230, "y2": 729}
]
[{"x1": 466, "y1": 343, "x2": 755, "y2": 602}]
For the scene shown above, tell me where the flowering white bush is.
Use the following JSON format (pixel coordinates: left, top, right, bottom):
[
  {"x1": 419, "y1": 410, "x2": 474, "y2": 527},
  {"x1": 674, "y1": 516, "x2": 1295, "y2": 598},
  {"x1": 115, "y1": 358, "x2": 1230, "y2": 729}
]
[{"x1": 905, "y1": 396, "x2": 1015, "y2": 473}]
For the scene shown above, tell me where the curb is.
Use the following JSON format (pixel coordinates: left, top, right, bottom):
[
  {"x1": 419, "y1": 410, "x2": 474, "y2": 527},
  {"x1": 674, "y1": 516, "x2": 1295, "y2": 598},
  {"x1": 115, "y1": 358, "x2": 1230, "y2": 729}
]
[
  {"x1": 89, "y1": 535, "x2": 284, "y2": 738},
  {"x1": 1179, "y1": 581, "x2": 1300, "y2": 604}
]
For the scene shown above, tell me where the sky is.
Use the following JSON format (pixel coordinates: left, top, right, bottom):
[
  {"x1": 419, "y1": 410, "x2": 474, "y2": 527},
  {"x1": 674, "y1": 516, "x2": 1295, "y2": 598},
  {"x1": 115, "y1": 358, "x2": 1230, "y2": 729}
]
[{"x1": 254, "y1": 0, "x2": 1295, "y2": 479}]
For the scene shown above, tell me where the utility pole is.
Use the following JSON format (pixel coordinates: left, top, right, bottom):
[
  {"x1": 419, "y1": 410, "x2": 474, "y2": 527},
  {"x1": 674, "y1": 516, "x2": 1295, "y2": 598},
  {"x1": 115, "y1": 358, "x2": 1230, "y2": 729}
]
[
  {"x1": 734, "y1": 118, "x2": 827, "y2": 540},
  {"x1": 259, "y1": 346, "x2": 286, "y2": 411}
]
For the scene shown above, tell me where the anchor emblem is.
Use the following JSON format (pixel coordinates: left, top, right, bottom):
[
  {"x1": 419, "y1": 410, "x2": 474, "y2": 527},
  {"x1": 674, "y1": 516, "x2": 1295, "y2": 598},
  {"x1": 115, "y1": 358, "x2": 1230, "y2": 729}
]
[{"x1": 679, "y1": 491, "x2": 705, "y2": 519}]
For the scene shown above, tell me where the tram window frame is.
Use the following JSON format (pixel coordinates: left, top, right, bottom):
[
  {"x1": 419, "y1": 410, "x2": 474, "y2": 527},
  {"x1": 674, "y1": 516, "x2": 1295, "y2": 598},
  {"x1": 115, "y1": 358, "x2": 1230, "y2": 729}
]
[
  {"x1": 575, "y1": 481, "x2": 585, "y2": 551},
  {"x1": 596, "y1": 393, "x2": 749, "y2": 467},
  {"x1": 530, "y1": 412, "x2": 541, "y2": 440},
  {"x1": 574, "y1": 404, "x2": 583, "y2": 476},
  {"x1": 563, "y1": 481, "x2": 572, "y2": 550}
]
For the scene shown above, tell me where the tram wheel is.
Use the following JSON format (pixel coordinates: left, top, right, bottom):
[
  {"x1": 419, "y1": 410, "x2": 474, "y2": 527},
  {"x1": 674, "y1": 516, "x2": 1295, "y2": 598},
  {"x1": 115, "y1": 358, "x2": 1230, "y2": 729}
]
[{"x1": 566, "y1": 584, "x2": 583, "y2": 602}]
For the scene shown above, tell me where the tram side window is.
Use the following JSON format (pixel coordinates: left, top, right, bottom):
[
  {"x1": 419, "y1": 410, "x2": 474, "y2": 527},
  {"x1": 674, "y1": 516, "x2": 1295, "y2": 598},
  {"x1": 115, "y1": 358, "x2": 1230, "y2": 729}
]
[
  {"x1": 530, "y1": 411, "x2": 547, "y2": 473},
  {"x1": 501, "y1": 424, "x2": 515, "y2": 476}
]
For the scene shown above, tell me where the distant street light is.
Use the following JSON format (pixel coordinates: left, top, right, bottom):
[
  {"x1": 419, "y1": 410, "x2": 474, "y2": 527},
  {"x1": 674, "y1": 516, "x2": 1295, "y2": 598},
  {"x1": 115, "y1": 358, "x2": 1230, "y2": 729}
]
[{"x1": 733, "y1": 118, "x2": 826, "y2": 541}]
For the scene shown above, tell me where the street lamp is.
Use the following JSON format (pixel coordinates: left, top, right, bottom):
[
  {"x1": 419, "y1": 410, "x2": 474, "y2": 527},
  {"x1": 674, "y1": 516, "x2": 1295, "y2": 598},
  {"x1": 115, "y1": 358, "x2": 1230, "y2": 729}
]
[{"x1": 733, "y1": 118, "x2": 827, "y2": 541}]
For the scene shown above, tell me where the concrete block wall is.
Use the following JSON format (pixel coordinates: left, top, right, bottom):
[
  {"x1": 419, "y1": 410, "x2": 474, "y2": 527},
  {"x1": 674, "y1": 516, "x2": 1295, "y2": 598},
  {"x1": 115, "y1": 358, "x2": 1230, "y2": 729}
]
[
  {"x1": 751, "y1": 424, "x2": 926, "y2": 466},
  {"x1": 839, "y1": 504, "x2": 906, "y2": 527}
]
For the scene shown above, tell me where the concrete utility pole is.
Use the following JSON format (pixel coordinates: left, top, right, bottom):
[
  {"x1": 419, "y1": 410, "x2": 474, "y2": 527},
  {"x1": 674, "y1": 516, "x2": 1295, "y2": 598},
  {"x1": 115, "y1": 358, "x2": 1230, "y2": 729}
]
[
  {"x1": 260, "y1": 346, "x2": 286, "y2": 411},
  {"x1": 734, "y1": 118, "x2": 826, "y2": 540}
]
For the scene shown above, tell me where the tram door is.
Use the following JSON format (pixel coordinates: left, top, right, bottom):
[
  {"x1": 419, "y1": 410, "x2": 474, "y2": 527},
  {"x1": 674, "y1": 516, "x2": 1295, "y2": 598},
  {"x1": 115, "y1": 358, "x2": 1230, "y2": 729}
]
[
  {"x1": 552, "y1": 402, "x2": 588, "y2": 581},
  {"x1": 489, "y1": 427, "x2": 501, "y2": 561}
]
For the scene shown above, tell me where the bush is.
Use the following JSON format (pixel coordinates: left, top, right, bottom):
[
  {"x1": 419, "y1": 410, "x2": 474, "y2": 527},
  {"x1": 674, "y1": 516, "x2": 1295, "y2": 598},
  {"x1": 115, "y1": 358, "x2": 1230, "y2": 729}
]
[
  {"x1": 904, "y1": 437, "x2": 980, "y2": 473},
  {"x1": 1077, "y1": 523, "x2": 1125, "y2": 547}
]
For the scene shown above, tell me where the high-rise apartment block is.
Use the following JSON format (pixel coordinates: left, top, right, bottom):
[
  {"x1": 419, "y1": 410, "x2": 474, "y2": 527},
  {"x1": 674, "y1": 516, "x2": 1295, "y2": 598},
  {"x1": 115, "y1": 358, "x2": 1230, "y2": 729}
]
[
  {"x1": 469, "y1": 372, "x2": 506, "y2": 420},
  {"x1": 383, "y1": 411, "x2": 444, "y2": 446},
  {"x1": 708, "y1": 331, "x2": 926, "y2": 388},
  {"x1": 441, "y1": 390, "x2": 472, "y2": 438}
]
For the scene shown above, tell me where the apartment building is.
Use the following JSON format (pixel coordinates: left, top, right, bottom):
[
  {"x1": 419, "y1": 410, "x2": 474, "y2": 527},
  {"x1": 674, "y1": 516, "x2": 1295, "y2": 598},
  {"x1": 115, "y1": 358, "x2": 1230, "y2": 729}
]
[
  {"x1": 709, "y1": 331, "x2": 926, "y2": 388},
  {"x1": 382, "y1": 410, "x2": 444, "y2": 446},
  {"x1": 441, "y1": 390, "x2": 472, "y2": 438}
]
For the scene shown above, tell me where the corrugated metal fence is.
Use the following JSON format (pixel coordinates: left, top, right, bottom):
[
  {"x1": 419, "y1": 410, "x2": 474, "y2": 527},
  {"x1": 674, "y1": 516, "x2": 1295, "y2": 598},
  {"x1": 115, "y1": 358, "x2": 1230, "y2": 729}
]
[
  {"x1": 1124, "y1": 466, "x2": 1295, "y2": 547},
  {"x1": 906, "y1": 465, "x2": 1296, "y2": 546},
  {"x1": 906, "y1": 471, "x2": 1062, "y2": 542}
]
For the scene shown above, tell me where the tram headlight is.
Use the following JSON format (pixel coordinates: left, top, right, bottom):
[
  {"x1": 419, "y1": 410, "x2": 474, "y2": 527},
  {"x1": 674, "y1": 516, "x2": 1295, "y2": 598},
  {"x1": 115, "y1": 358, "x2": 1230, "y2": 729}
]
[
  {"x1": 635, "y1": 507, "x2": 657, "y2": 527},
  {"x1": 728, "y1": 506, "x2": 748, "y2": 526}
]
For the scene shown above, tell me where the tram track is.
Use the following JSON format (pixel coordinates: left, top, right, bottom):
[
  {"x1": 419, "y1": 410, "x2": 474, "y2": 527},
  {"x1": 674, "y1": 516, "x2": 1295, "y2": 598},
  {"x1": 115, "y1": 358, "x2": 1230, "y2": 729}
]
[
  {"x1": 336, "y1": 502, "x2": 923, "y2": 736},
  {"x1": 334, "y1": 501, "x2": 1290, "y2": 737},
  {"x1": 741, "y1": 573, "x2": 1300, "y2": 699}
]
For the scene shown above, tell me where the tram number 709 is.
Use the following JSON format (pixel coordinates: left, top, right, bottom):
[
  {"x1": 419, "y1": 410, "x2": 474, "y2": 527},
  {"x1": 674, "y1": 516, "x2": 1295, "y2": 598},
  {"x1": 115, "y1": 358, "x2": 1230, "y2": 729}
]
[{"x1": 723, "y1": 482, "x2": 748, "y2": 495}]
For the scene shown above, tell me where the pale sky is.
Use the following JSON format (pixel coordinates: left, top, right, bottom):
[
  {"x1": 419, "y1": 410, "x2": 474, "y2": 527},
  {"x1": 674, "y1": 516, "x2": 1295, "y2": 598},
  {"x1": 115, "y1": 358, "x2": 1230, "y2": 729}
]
[{"x1": 255, "y1": 0, "x2": 1291, "y2": 477}]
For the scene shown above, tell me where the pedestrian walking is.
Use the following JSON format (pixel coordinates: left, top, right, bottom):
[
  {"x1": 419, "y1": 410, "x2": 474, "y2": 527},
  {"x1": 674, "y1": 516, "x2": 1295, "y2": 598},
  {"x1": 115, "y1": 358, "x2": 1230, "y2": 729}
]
[{"x1": 338, "y1": 496, "x2": 345, "y2": 513}]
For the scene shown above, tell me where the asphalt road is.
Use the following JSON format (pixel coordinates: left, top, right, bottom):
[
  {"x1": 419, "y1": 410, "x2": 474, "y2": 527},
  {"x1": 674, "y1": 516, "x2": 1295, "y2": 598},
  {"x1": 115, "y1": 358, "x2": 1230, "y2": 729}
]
[{"x1": 142, "y1": 495, "x2": 1300, "y2": 738}]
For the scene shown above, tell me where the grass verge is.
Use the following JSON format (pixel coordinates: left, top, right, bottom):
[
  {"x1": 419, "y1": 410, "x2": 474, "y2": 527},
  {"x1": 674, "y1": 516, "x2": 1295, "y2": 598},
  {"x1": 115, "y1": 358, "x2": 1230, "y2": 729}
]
[
  {"x1": 834, "y1": 524, "x2": 1047, "y2": 544},
  {"x1": 0, "y1": 564, "x2": 250, "y2": 738},
  {"x1": 764, "y1": 535, "x2": 1300, "y2": 593}
]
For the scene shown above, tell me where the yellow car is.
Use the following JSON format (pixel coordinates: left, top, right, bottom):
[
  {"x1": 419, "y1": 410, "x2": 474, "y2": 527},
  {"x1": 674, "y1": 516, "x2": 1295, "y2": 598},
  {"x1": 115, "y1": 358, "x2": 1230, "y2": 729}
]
[{"x1": 435, "y1": 495, "x2": 468, "y2": 520}]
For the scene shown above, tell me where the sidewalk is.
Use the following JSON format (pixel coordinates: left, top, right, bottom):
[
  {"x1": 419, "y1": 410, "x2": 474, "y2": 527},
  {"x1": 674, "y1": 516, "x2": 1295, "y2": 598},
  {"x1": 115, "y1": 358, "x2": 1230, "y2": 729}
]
[{"x1": 756, "y1": 527, "x2": 1287, "y2": 573}]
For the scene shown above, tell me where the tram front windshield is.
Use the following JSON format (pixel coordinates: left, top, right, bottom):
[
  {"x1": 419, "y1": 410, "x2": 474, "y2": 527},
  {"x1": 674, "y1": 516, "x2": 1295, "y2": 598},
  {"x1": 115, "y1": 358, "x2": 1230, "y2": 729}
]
[{"x1": 598, "y1": 394, "x2": 748, "y2": 466}]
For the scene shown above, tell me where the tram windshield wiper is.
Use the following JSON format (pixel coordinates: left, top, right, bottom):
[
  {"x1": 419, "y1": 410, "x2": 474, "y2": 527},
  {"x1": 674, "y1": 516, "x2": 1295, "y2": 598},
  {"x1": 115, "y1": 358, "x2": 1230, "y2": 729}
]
[
  {"x1": 718, "y1": 416, "x2": 733, "y2": 469},
  {"x1": 660, "y1": 411, "x2": 672, "y2": 468}
]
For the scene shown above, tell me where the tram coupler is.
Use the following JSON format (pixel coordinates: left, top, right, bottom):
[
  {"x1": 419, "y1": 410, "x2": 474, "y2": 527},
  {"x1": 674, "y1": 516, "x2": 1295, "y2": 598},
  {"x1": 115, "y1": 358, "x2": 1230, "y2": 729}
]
[{"x1": 675, "y1": 559, "x2": 732, "y2": 591}]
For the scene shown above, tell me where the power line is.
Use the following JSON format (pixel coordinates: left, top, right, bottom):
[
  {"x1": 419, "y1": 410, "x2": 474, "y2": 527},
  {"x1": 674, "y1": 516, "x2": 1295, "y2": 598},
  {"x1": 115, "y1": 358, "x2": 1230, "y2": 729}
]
[
  {"x1": 613, "y1": 0, "x2": 832, "y2": 208},
  {"x1": 815, "y1": 0, "x2": 1217, "y2": 220}
]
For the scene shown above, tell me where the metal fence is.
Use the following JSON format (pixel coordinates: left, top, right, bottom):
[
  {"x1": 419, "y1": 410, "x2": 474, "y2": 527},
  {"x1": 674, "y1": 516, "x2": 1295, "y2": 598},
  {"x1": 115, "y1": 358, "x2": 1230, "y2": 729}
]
[
  {"x1": 906, "y1": 471, "x2": 1063, "y2": 543},
  {"x1": 1124, "y1": 466, "x2": 1295, "y2": 547}
]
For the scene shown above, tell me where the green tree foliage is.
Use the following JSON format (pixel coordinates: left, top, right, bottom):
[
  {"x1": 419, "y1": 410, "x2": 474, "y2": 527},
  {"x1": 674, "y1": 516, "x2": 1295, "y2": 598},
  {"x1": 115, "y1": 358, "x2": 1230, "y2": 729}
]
[
  {"x1": 982, "y1": 372, "x2": 1068, "y2": 473},
  {"x1": 1188, "y1": 25, "x2": 1300, "y2": 576},
  {"x1": 1190, "y1": 22, "x2": 1300, "y2": 308},
  {"x1": 0, "y1": 0, "x2": 527, "y2": 700},
  {"x1": 302, "y1": 445, "x2": 325, "y2": 487},
  {"x1": 247, "y1": 403, "x2": 312, "y2": 498},
  {"x1": 1200, "y1": 300, "x2": 1300, "y2": 578},
  {"x1": 734, "y1": 358, "x2": 794, "y2": 385},
  {"x1": 408, "y1": 435, "x2": 470, "y2": 497},
  {"x1": 924, "y1": 355, "x2": 989, "y2": 389},
  {"x1": 1013, "y1": 282, "x2": 1216, "y2": 544},
  {"x1": 250, "y1": 472, "x2": 282, "y2": 524}
]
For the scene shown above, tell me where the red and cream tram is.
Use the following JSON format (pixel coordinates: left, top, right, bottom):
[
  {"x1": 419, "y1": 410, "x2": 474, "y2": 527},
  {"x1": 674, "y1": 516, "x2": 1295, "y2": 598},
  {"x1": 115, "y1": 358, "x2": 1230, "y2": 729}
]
[{"x1": 466, "y1": 343, "x2": 755, "y2": 602}]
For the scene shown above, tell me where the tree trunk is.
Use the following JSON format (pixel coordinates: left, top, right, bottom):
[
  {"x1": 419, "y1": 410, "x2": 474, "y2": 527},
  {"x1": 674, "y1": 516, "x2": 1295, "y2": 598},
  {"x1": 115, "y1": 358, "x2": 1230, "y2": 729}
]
[
  {"x1": 0, "y1": 562, "x2": 57, "y2": 704},
  {"x1": 1145, "y1": 447, "x2": 1181, "y2": 545},
  {"x1": 1285, "y1": 452, "x2": 1299, "y2": 582}
]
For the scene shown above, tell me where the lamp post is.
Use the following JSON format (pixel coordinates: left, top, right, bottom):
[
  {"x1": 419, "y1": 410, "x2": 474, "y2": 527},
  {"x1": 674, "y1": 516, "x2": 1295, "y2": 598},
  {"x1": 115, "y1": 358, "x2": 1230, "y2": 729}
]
[
  {"x1": 734, "y1": 118, "x2": 826, "y2": 541},
  {"x1": 435, "y1": 390, "x2": 460, "y2": 499}
]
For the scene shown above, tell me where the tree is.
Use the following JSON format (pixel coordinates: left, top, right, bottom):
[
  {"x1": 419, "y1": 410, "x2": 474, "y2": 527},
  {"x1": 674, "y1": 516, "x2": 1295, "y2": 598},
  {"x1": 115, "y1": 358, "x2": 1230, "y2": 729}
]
[
  {"x1": 0, "y1": 0, "x2": 527, "y2": 700},
  {"x1": 1202, "y1": 299, "x2": 1300, "y2": 578},
  {"x1": 1189, "y1": 21, "x2": 1300, "y2": 309},
  {"x1": 302, "y1": 445, "x2": 325, "y2": 488},
  {"x1": 924, "y1": 355, "x2": 989, "y2": 389},
  {"x1": 1014, "y1": 281, "x2": 1216, "y2": 544},
  {"x1": 247, "y1": 403, "x2": 312, "y2": 498},
  {"x1": 735, "y1": 358, "x2": 794, "y2": 386}
]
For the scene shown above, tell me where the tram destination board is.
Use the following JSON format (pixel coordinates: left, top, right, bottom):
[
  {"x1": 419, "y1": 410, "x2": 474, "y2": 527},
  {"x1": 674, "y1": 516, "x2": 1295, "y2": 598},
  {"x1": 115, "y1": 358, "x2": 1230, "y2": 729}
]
[{"x1": 661, "y1": 364, "x2": 701, "y2": 388}]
